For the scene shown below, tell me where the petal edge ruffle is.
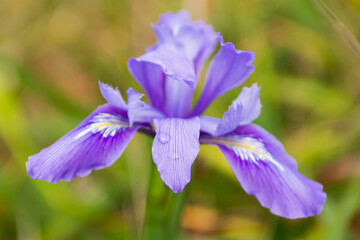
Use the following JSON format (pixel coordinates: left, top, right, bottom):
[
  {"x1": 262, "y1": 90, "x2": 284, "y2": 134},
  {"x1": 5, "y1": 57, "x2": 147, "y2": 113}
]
[{"x1": 191, "y1": 33, "x2": 255, "y2": 116}]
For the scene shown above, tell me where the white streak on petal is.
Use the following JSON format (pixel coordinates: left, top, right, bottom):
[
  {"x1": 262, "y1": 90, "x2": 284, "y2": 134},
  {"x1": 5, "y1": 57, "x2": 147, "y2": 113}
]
[
  {"x1": 74, "y1": 113, "x2": 129, "y2": 140},
  {"x1": 201, "y1": 136, "x2": 284, "y2": 171}
]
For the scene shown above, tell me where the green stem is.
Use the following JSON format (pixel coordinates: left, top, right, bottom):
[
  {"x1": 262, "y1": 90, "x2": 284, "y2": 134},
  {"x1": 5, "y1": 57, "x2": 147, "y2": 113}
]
[
  {"x1": 141, "y1": 163, "x2": 187, "y2": 240},
  {"x1": 165, "y1": 191, "x2": 186, "y2": 240}
]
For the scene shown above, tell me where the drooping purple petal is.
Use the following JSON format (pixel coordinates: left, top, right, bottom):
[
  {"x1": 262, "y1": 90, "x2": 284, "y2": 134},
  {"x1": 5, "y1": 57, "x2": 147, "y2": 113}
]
[
  {"x1": 127, "y1": 88, "x2": 165, "y2": 126},
  {"x1": 99, "y1": 81, "x2": 127, "y2": 111},
  {"x1": 216, "y1": 83, "x2": 261, "y2": 135},
  {"x1": 152, "y1": 117, "x2": 200, "y2": 193},
  {"x1": 26, "y1": 104, "x2": 138, "y2": 183},
  {"x1": 191, "y1": 34, "x2": 256, "y2": 116},
  {"x1": 149, "y1": 10, "x2": 217, "y2": 74},
  {"x1": 200, "y1": 124, "x2": 326, "y2": 218},
  {"x1": 128, "y1": 44, "x2": 196, "y2": 117}
]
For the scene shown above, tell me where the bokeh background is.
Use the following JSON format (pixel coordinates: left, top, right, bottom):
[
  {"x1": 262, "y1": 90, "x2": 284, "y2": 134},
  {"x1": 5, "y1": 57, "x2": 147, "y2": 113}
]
[{"x1": 1, "y1": 0, "x2": 360, "y2": 239}]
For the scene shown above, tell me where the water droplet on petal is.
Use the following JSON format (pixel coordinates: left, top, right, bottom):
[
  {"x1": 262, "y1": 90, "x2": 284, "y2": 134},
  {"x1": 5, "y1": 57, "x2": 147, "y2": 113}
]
[
  {"x1": 165, "y1": 155, "x2": 180, "y2": 162},
  {"x1": 158, "y1": 132, "x2": 170, "y2": 144}
]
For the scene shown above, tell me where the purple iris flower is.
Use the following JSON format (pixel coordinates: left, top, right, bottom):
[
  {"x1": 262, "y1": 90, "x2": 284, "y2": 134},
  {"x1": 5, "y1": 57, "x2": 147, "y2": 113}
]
[{"x1": 27, "y1": 10, "x2": 326, "y2": 219}]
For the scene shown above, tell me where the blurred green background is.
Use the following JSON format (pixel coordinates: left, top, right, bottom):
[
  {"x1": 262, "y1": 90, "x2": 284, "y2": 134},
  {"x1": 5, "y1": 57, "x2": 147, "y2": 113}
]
[{"x1": 1, "y1": 0, "x2": 360, "y2": 239}]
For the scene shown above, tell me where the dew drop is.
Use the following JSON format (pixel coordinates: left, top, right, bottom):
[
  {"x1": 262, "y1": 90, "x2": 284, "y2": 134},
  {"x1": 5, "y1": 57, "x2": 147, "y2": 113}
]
[
  {"x1": 158, "y1": 132, "x2": 170, "y2": 144},
  {"x1": 165, "y1": 155, "x2": 179, "y2": 162}
]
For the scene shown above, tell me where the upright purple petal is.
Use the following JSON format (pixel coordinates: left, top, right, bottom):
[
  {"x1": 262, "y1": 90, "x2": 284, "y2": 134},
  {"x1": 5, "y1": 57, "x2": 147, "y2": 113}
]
[
  {"x1": 131, "y1": 44, "x2": 196, "y2": 88},
  {"x1": 152, "y1": 117, "x2": 200, "y2": 193},
  {"x1": 127, "y1": 59, "x2": 165, "y2": 111},
  {"x1": 99, "y1": 81, "x2": 127, "y2": 111},
  {"x1": 128, "y1": 44, "x2": 196, "y2": 117},
  {"x1": 157, "y1": 10, "x2": 192, "y2": 29},
  {"x1": 150, "y1": 10, "x2": 217, "y2": 74},
  {"x1": 200, "y1": 124, "x2": 326, "y2": 218},
  {"x1": 162, "y1": 76, "x2": 194, "y2": 117},
  {"x1": 27, "y1": 104, "x2": 138, "y2": 183},
  {"x1": 127, "y1": 88, "x2": 165, "y2": 126},
  {"x1": 191, "y1": 34, "x2": 255, "y2": 116},
  {"x1": 216, "y1": 84, "x2": 261, "y2": 135}
]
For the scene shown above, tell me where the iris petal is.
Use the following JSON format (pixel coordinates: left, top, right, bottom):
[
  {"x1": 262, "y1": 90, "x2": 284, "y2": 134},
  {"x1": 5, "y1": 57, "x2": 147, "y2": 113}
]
[
  {"x1": 128, "y1": 44, "x2": 196, "y2": 117},
  {"x1": 129, "y1": 44, "x2": 196, "y2": 89},
  {"x1": 216, "y1": 83, "x2": 261, "y2": 135},
  {"x1": 152, "y1": 117, "x2": 200, "y2": 193},
  {"x1": 191, "y1": 34, "x2": 255, "y2": 116},
  {"x1": 163, "y1": 76, "x2": 194, "y2": 117},
  {"x1": 201, "y1": 124, "x2": 326, "y2": 219},
  {"x1": 126, "y1": 88, "x2": 165, "y2": 126},
  {"x1": 127, "y1": 60, "x2": 165, "y2": 111},
  {"x1": 199, "y1": 115, "x2": 220, "y2": 136},
  {"x1": 149, "y1": 10, "x2": 217, "y2": 74},
  {"x1": 99, "y1": 81, "x2": 127, "y2": 111},
  {"x1": 26, "y1": 104, "x2": 138, "y2": 183},
  {"x1": 157, "y1": 10, "x2": 192, "y2": 30},
  {"x1": 199, "y1": 83, "x2": 260, "y2": 136}
]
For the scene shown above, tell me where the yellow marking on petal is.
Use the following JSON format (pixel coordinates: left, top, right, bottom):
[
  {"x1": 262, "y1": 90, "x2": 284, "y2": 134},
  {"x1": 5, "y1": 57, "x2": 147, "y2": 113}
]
[
  {"x1": 73, "y1": 120, "x2": 129, "y2": 140},
  {"x1": 200, "y1": 138, "x2": 263, "y2": 154},
  {"x1": 90, "y1": 122, "x2": 129, "y2": 135},
  {"x1": 93, "y1": 122, "x2": 129, "y2": 128},
  {"x1": 200, "y1": 137, "x2": 284, "y2": 171}
]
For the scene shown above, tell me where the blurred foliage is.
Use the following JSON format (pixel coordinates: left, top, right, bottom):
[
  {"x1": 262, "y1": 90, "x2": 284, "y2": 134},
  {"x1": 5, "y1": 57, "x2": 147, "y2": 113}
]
[{"x1": 0, "y1": 0, "x2": 360, "y2": 239}]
